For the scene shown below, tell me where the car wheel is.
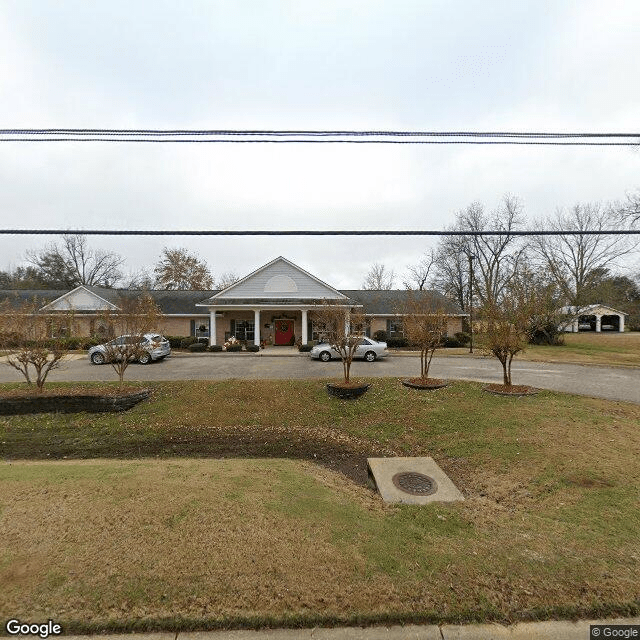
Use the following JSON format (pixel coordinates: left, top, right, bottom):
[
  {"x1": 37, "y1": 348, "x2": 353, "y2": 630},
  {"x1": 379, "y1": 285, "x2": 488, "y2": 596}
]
[
  {"x1": 319, "y1": 351, "x2": 331, "y2": 362},
  {"x1": 90, "y1": 352, "x2": 105, "y2": 365},
  {"x1": 138, "y1": 353, "x2": 151, "y2": 365},
  {"x1": 364, "y1": 350, "x2": 377, "y2": 362}
]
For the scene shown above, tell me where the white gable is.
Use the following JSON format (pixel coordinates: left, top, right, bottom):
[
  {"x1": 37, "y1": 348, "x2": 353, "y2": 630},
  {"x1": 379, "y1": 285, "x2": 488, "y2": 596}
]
[
  {"x1": 41, "y1": 287, "x2": 118, "y2": 312},
  {"x1": 211, "y1": 257, "x2": 348, "y2": 300}
]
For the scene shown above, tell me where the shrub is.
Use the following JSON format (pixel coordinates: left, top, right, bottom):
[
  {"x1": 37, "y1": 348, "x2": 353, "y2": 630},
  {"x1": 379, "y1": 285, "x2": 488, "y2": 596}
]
[
  {"x1": 373, "y1": 330, "x2": 387, "y2": 342},
  {"x1": 527, "y1": 321, "x2": 565, "y2": 346},
  {"x1": 454, "y1": 331, "x2": 471, "y2": 347},
  {"x1": 387, "y1": 337, "x2": 409, "y2": 348},
  {"x1": 188, "y1": 342, "x2": 206, "y2": 352},
  {"x1": 246, "y1": 344, "x2": 260, "y2": 352},
  {"x1": 298, "y1": 343, "x2": 313, "y2": 352},
  {"x1": 208, "y1": 344, "x2": 223, "y2": 352},
  {"x1": 166, "y1": 336, "x2": 188, "y2": 349},
  {"x1": 226, "y1": 344, "x2": 242, "y2": 352},
  {"x1": 180, "y1": 337, "x2": 198, "y2": 349}
]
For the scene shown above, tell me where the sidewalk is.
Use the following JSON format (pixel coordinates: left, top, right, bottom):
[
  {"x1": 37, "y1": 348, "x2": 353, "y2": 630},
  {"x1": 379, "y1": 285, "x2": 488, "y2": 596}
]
[{"x1": 63, "y1": 617, "x2": 640, "y2": 640}]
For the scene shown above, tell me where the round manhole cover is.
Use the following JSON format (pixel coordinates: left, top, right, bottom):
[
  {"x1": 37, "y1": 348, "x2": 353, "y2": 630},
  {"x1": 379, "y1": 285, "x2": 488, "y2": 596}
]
[{"x1": 392, "y1": 472, "x2": 438, "y2": 496}]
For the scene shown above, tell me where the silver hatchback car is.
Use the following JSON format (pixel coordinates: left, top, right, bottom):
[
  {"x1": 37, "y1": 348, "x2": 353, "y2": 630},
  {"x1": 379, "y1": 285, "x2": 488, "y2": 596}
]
[
  {"x1": 310, "y1": 337, "x2": 389, "y2": 362},
  {"x1": 88, "y1": 333, "x2": 171, "y2": 365}
]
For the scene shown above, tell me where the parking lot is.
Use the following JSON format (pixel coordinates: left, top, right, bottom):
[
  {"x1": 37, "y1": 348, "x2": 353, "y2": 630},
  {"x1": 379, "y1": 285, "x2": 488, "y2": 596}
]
[{"x1": 1, "y1": 351, "x2": 638, "y2": 404}]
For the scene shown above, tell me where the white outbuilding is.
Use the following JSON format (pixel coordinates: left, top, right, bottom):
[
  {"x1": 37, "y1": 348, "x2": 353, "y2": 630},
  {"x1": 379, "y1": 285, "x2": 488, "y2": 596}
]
[{"x1": 559, "y1": 304, "x2": 628, "y2": 333}]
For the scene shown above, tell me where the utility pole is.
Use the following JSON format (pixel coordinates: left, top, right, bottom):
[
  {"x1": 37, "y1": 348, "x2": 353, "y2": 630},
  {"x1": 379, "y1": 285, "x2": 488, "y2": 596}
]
[{"x1": 467, "y1": 253, "x2": 475, "y2": 354}]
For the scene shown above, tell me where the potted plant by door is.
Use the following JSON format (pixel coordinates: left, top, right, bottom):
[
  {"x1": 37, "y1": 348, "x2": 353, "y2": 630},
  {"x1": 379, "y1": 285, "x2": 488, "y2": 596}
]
[{"x1": 315, "y1": 302, "x2": 371, "y2": 399}]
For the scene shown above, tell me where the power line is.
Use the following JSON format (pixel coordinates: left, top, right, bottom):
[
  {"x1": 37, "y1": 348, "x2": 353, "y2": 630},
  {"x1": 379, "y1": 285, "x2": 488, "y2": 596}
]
[
  {"x1": 0, "y1": 229, "x2": 638, "y2": 236},
  {"x1": 1, "y1": 128, "x2": 639, "y2": 137},
  {"x1": 0, "y1": 128, "x2": 638, "y2": 145},
  {"x1": 1, "y1": 138, "x2": 638, "y2": 146}
]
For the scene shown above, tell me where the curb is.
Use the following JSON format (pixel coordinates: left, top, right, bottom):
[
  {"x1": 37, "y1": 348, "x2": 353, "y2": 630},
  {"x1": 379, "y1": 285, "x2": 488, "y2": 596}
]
[{"x1": 59, "y1": 617, "x2": 640, "y2": 640}]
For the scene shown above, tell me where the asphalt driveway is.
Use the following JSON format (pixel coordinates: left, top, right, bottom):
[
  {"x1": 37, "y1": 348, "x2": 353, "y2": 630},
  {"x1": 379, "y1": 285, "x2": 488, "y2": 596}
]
[{"x1": 1, "y1": 352, "x2": 638, "y2": 404}]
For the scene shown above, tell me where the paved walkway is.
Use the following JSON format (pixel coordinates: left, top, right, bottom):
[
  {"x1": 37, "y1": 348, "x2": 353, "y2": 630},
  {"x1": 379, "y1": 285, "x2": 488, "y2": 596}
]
[{"x1": 62, "y1": 617, "x2": 640, "y2": 639}]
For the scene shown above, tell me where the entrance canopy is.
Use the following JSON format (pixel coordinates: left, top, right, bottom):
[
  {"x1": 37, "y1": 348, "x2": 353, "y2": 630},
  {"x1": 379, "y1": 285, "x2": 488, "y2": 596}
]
[{"x1": 196, "y1": 256, "x2": 356, "y2": 345}]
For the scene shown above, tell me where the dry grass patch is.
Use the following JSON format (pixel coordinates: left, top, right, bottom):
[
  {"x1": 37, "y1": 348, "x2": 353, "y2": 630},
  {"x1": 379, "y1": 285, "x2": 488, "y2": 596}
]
[{"x1": 517, "y1": 332, "x2": 640, "y2": 366}]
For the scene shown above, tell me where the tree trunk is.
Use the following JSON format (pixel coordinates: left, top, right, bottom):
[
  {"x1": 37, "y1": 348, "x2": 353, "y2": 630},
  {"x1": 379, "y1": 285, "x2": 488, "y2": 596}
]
[{"x1": 501, "y1": 358, "x2": 510, "y2": 386}]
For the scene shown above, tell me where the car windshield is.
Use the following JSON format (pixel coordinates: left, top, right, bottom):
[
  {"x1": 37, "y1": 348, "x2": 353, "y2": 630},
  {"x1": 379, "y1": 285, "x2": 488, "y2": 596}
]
[{"x1": 148, "y1": 335, "x2": 163, "y2": 342}]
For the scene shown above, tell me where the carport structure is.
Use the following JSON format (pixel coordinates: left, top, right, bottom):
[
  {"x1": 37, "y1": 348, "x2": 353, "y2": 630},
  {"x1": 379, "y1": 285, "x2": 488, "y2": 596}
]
[{"x1": 560, "y1": 304, "x2": 628, "y2": 332}]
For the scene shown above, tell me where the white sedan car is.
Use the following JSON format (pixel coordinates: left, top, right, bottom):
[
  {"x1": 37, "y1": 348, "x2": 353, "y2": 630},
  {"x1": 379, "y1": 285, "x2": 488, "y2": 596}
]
[{"x1": 310, "y1": 337, "x2": 389, "y2": 362}]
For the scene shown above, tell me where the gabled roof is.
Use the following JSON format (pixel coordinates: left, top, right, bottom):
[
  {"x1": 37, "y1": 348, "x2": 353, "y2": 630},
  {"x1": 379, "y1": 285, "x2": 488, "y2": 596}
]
[
  {"x1": 198, "y1": 256, "x2": 349, "y2": 304},
  {"x1": 559, "y1": 304, "x2": 628, "y2": 316},
  {"x1": 341, "y1": 289, "x2": 465, "y2": 315},
  {"x1": 0, "y1": 289, "x2": 68, "y2": 309},
  {"x1": 40, "y1": 285, "x2": 119, "y2": 311}
]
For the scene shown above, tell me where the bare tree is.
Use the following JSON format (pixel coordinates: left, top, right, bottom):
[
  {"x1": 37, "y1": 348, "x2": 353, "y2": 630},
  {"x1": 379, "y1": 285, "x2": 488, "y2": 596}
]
[
  {"x1": 216, "y1": 271, "x2": 240, "y2": 290},
  {"x1": 0, "y1": 298, "x2": 73, "y2": 392},
  {"x1": 98, "y1": 294, "x2": 162, "y2": 385},
  {"x1": 433, "y1": 196, "x2": 526, "y2": 308},
  {"x1": 153, "y1": 247, "x2": 214, "y2": 290},
  {"x1": 362, "y1": 263, "x2": 395, "y2": 290},
  {"x1": 403, "y1": 249, "x2": 436, "y2": 290},
  {"x1": 402, "y1": 292, "x2": 449, "y2": 381},
  {"x1": 614, "y1": 191, "x2": 640, "y2": 227},
  {"x1": 27, "y1": 234, "x2": 124, "y2": 288},
  {"x1": 480, "y1": 271, "x2": 541, "y2": 387},
  {"x1": 531, "y1": 202, "x2": 637, "y2": 306},
  {"x1": 313, "y1": 303, "x2": 367, "y2": 386},
  {"x1": 432, "y1": 235, "x2": 469, "y2": 311},
  {"x1": 123, "y1": 268, "x2": 156, "y2": 289}
]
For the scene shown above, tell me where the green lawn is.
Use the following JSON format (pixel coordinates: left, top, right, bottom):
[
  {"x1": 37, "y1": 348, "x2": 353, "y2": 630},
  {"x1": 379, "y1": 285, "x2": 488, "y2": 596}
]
[{"x1": 1, "y1": 379, "x2": 639, "y2": 632}]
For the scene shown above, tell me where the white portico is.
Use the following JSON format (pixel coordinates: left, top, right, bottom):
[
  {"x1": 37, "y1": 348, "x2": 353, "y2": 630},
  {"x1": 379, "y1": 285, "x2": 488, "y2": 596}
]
[
  {"x1": 197, "y1": 257, "x2": 353, "y2": 346},
  {"x1": 559, "y1": 304, "x2": 628, "y2": 333}
]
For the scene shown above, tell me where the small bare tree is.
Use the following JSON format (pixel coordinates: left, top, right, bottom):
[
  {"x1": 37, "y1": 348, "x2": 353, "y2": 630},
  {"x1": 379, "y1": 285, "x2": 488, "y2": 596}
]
[
  {"x1": 402, "y1": 292, "x2": 449, "y2": 381},
  {"x1": 313, "y1": 302, "x2": 367, "y2": 386},
  {"x1": 362, "y1": 263, "x2": 395, "y2": 290},
  {"x1": 480, "y1": 273, "x2": 540, "y2": 387},
  {"x1": 98, "y1": 294, "x2": 162, "y2": 385},
  {"x1": 0, "y1": 298, "x2": 73, "y2": 392},
  {"x1": 216, "y1": 271, "x2": 240, "y2": 289},
  {"x1": 403, "y1": 249, "x2": 436, "y2": 290}
]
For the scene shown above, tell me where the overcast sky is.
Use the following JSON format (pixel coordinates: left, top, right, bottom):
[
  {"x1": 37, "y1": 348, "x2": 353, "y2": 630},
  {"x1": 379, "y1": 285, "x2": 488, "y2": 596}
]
[{"x1": 1, "y1": 0, "x2": 639, "y2": 288}]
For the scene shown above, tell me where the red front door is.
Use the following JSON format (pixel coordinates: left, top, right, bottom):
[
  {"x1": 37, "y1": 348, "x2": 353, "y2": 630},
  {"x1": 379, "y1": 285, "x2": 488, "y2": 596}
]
[{"x1": 274, "y1": 319, "x2": 294, "y2": 345}]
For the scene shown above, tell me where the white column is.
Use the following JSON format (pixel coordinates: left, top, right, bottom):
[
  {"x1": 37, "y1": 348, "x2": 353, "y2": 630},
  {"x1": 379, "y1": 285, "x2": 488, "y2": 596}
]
[
  {"x1": 209, "y1": 309, "x2": 217, "y2": 346},
  {"x1": 301, "y1": 309, "x2": 308, "y2": 345},
  {"x1": 572, "y1": 320, "x2": 579, "y2": 333},
  {"x1": 344, "y1": 310, "x2": 350, "y2": 337},
  {"x1": 619, "y1": 314, "x2": 625, "y2": 333},
  {"x1": 254, "y1": 309, "x2": 260, "y2": 346},
  {"x1": 595, "y1": 315, "x2": 602, "y2": 332}
]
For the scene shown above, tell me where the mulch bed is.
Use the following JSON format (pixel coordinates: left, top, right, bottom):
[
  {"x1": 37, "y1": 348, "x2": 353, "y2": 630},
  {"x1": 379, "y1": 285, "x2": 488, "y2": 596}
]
[
  {"x1": 483, "y1": 383, "x2": 539, "y2": 396},
  {"x1": 0, "y1": 386, "x2": 143, "y2": 399},
  {"x1": 0, "y1": 386, "x2": 151, "y2": 414},
  {"x1": 402, "y1": 377, "x2": 449, "y2": 390}
]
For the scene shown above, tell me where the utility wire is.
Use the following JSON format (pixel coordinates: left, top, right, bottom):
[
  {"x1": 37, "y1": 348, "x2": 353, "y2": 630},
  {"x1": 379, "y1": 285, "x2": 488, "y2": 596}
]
[
  {"x1": 1, "y1": 138, "x2": 638, "y2": 145},
  {"x1": 0, "y1": 229, "x2": 638, "y2": 236},
  {"x1": 1, "y1": 129, "x2": 638, "y2": 145},
  {"x1": 1, "y1": 128, "x2": 639, "y2": 137}
]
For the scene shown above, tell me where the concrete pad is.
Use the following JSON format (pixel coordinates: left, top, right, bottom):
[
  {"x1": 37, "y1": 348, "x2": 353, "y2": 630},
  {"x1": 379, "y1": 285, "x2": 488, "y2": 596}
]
[
  {"x1": 441, "y1": 617, "x2": 640, "y2": 639},
  {"x1": 367, "y1": 457, "x2": 464, "y2": 505},
  {"x1": 311, "y1": 624, "x2": 442, "y2": 639},
  {"x1": 180, "y1": 631, "x2": 311, "y2": 640}
]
